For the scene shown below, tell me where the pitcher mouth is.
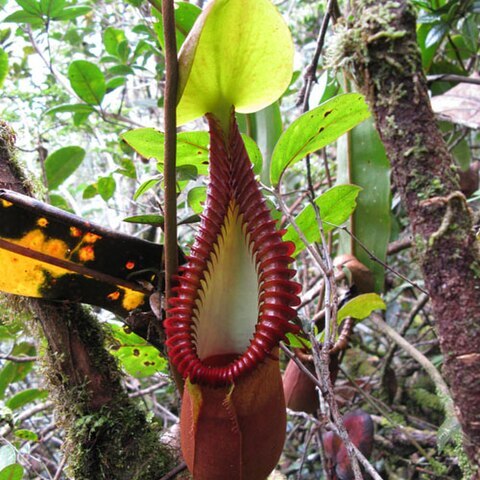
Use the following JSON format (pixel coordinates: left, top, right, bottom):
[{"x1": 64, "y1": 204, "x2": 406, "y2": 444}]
[{"x1": 165, "y1": 112, "x2": 300, "y2": 387}]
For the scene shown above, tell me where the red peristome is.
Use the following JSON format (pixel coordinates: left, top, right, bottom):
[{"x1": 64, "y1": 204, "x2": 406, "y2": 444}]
[{"x1": 165, "y1": 112, "x2": 301, "y2": 387}]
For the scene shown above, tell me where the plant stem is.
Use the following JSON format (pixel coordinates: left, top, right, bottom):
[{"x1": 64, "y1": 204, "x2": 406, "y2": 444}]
[{"x1": 161, "y1": 0, "x2": 178, "y2": 302}]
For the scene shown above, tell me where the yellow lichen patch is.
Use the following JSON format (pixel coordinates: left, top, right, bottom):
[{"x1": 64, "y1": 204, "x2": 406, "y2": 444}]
[
  {"x1": 78, "y1": 246, "x2": 95, "y2": 262},
  {"x1": 107, "y1": 291, "x2": 121, "y2": 301},
  {"x1": 70, "y1": 226, "x2": 82, "y2": 237},
  {"x1": 84, "y1": 232, "x2": 101, "y2": 243},
  {"x1": 0, "y1": 229, "x2": 70, "y2": 297},
  {"x1": 16, "y1": 229, "x2": 69, "y2": 259},
  {"x1": 122, "y1": 289, "x2": 145, "y2": 311},
  {"x1": 36, "y1": 217, "x2": 48, "y2": 227}
]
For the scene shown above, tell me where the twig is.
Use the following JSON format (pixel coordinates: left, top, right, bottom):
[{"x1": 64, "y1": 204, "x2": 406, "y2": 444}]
[
  {"x1": 281, "y1": 343, "x2": 323, "y2": 390},
  {"x1": 387, "y1": 237, "x2": 413, "y2": 255},
  {"x1": 52, "y1": 455, "x2": 67, "y2": 480},
  {"x1": 298, "y1": 0, "x2": 338, "y2": 110},
  {"x1": 160, "y1": 461, "x2": 187, "y2": 480},
  {"x1": 0, "y1": 401, "x2": 53, "y2": 437},
  {"x1": 339, "y1": 225, "x2": 429, "y2": 295},
  {"x1": 381, "y1": 293, "x2": 429, "y2": 374},
  {"x1": 0, "y1": 354, "x2": 38, "y2": 363},
  {"x1": 370, "y1": 313, "x2": 454, "y2": 412}
]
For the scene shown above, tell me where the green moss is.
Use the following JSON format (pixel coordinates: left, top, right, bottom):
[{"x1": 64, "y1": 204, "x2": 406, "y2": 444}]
[
  {"x1": 411, "y1": 387, "x2": 444, "y2": 413},
  {"x1": 68, "y1": 402, "x2": 175, "y2": 480},
  {"x1": 39, "y1": 305, "x2": 176, "y2": 479}
]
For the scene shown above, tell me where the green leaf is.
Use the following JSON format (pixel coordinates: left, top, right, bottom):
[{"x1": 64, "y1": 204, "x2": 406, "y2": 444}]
[
  {"x1": 425, "y1": 22, "x2": 448, "y2": 48},
  {"x1": 133, "y1": 178, "x2": 160, "y2": 200},
  {"x1": 0, "y1": 464, "x2": 24, "y2": 480},
  {"x1": 0, "y1": 48, "x2": 8, "y2": 88},
  {"x1": 6, "y1": 388, "x2": 48, "y2": 410},
  {"x1": 14, "y1": 429, "x2": 38, "y2": 442},
  {"x1": 123, "y1": 214, "x2": 164, "y2": 226},
  {"x1": 417, "y1": 23, "x2": 440, "y2": 71},
  {"x1": 15, "y1": 0, "x2": 41, "y2": 15},
  {"x1": 122, "y1": 129, "x2": 208, "y2": 174},
  {"x1": 177, "y1": 0, "x2": 293, "y2": 126},
  {"x1": 114, "y1": 157, "x2": 136, "y2": 179},
  {"x1": 82, "y1": 183, "x2": 97, "y2": 199},
  {"x1": 187, "y1": 186, "x2": 206, "y2": 214},
  {"x1": 48, "y1": 193, "x2": 74, "y2": 212},
  {"x1": 154, "y1": 1, "x2": 201, "y2": 51},
  {"x1": 51, "y1": 5, "x2": 91, "y2": 20},
  {"x1": 284, "y1": 185, "x2": 362, "y2": 256},
  {"x1": 109, "y1": 324, "x2": 168, "y2": 378},
  {"x1": 117, "y1": 40, "x2": 130, "y2": 63},
  {"x1": 103, "y1": 27, "x2": 126, "y2": 57},
  {"x1": 337, "y1": 117, "x2": 391, "y2": 292},
  {"x1": 73, "y1": 110, "x2": 92, "y2": 125},
  {"x1": 97, "y1": 176, "x2": 116, "y2": 201},
  {"x1": 0, "y1": 343, "x2": 36, "y2": 399},
  {"x1": 45, "y1": 103, "x2": 95, "y2": 115},
  {"x1": 122, "y1": 128, "x2": 261, "y2": 175},
  {"x1": 108, "y1": 65, "x2": 134, "y2": 76},
  {"x1": 242, "y1": 134, "x2": 263, "y2": 176},
  {"x1": 0, "y1": 446, "x2": 15, "y2": 471},
  {"x1": 45, "y1": 146, "x2": 85, "y2": 190},
  {"x1": 106, "y1": 76, "x2": 126, "y2": 92},
  {"x1": 285, "y1": 333, "x2": 311, "y2": 349},
  {"x1": 270, "y1": 93, "x2": 371, "y2": 186},
  {"x1": 3, "y1": 10, "x2": 43, "y2": 24},
  {"x1": 237, "y1": 102, "x2": 282, "y2": 184},
  {"x1": 40, "y1": 0, "x2": 66, "y2": 16},
  {"x1": 68, "y1": 60, "x2": 106, "y2": 105},
  {"x1": 337, "y1": 293, "x2": 386, "y2": 323},
  {"x1": 437, "y1": 413, "x2": 461, "y2": 451}
]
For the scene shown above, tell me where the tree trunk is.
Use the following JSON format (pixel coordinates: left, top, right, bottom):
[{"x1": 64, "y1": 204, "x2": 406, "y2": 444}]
[
  {"x1": 0, "y1": 122, "x2": 175, "y2": 479},
  {"x1": 344, "y1": 0, "x2": 480, "y2": 474}
]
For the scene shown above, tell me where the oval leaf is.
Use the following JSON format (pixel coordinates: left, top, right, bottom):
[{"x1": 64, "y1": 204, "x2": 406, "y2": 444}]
[
  {"x1": 45, "y1": 103, "x2": 95, "y2": 115},
  {"x1": 45, "y1": 146, "x2": 85, "y2": 190},
  {"x1": 0, "y1": 463, "x2": 23, "y2": 480},
  {"x1": 97, "y1": 176, "x2": 116, "y2": 201},
  {"x1": 122, "y1": 128, "x2": 261, "y2": 174},
  {"x1": 337, "y1": 293, "x2": 386, "y2": 323},
  {"x1": 5, "y1": 388, "x2": 48, "y2": 410},
  {"x1": 270, "y1": 93, "x2": 371, "y2": 186},
  {"x1": 14, "y1": 429, "x2": 38, "y2": 442},
  {"x1": 68, "y1": 60, "x2": 106, "y2": 105},
  {"x1": 109, "y1": 324, "x2": 168, "y2": 378},
  {"x1": 187, "y1": 186, "x2": 206, "y2": 214},
  {"x1": 123, "y1": 214, "x2": 164, "y2": 226},
  {"x1": 284, "y1": 184, "x2": 362, "y2": 256},
  {"x1": 103, "y1": 27, "x2": 126, "y2": 57},
  {"x1": 177, "y1": 0, "x2": 293, "y2": 126}
]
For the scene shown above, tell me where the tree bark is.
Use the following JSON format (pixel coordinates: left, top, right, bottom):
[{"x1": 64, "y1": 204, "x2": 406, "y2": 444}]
[
  {"x1": 345, "y1": 0, "x2": 480, "y2": 473},
  {"x1": 0, "y1": 122, "x2": 175, "y2": 479}
]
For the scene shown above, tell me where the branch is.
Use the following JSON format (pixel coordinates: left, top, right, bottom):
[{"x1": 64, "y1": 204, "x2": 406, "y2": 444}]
[{"x1": 160, "y1": 0, "x2": 178, "y2": 302}]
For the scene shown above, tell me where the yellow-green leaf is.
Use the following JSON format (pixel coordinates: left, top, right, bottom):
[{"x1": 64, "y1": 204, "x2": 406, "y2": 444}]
[
  {"x1": 177, "y1": 0, "x2": 293, "y2": 126},
  {"x1": 270, "y1": 93, "x2": 371, "y2": 186},
  {"x1": 337, "y1": 293, "x2": 386, "y2": 323}
]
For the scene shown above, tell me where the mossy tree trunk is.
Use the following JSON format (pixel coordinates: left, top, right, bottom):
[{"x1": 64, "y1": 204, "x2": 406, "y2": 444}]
[
  {"x1": 346, "y1": 0, "x2": 480, "y2": 474},
  {"x1": 0, "y1": 122, "x2": 175, "y2": 479}
]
